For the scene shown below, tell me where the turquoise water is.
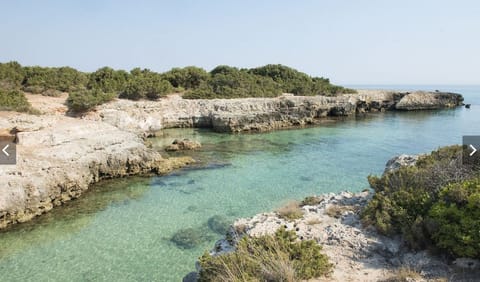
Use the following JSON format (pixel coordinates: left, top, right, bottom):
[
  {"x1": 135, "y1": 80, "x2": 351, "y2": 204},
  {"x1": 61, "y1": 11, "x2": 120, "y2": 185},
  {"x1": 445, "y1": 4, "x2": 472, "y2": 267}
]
[{"x1": 0, "y1": 86, "x2": 479, "y2": 281}]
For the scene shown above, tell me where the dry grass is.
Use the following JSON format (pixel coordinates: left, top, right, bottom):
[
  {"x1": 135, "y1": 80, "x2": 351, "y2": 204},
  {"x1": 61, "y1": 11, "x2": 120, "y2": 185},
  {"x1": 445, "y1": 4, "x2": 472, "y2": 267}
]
[
  {"x1": 208, "y1": 235, "x2": 297, "y2": 282},
  {"x1": 306, "y1": 218, "x2": 322, "y2": 225},
  {"x1": 325, "y1": 205, "x2": 354, "y2": 218},
  {"x1": 382, "y1": 266, "x2": 422, "y2": 282},
  {"x1": 276, "y1": 201, "x2": 303, "y2": 221}
]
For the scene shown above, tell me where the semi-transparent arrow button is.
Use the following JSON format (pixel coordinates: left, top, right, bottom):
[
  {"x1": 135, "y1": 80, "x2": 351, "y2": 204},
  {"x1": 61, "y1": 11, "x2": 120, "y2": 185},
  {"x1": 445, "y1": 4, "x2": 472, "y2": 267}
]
[
  {"x1": 2, "y1": 144, "x2": 9, "y2": 157},
  {"x1": 470, "y1": 144, "x2": 477, "y2": 156}
]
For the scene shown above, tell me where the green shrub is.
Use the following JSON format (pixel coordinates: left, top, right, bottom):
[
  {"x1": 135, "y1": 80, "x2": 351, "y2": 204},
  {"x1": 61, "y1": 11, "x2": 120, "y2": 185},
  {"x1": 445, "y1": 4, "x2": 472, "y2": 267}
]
[
  {"x1": 0, "y1": 89, "x2": 33, "y2": 112},
  {"x1": 163, "y1": 66, "x2": 209, "y2": 89},
  {"x1": 249, "y1": 64, "x2": 356, "y2": 96},
  {"x1": 361, "y1": 145, "x2": 480, "y2": 255},
  {"x1": 120, "y1": 69, "x2": 172, "y2": 100},
  {"x1": 67, "y1": 89, "x2": 115, "y2": 112},
  {"x1": 428, "y1": 178, "x2": 480, "y2": 258},
  {"x1": 184, "y1": 66, "x2": 282, "y2": 99},
  {"x1": 0, "y1": 61, "x2": 25, "y2": 89},
  {"x1": 198, "y1": 227, "x2": 332, "y2": 281},
  {"x1": 87, "y1": 67, "x2": 129, "y2": 93}
]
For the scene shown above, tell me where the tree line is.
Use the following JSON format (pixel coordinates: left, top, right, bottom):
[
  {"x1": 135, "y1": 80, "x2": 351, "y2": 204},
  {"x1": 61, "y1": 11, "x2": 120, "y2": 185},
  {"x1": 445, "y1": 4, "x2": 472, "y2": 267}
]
[{"x1": 0, "y1": 61, "x2": 355, "y2": 112}]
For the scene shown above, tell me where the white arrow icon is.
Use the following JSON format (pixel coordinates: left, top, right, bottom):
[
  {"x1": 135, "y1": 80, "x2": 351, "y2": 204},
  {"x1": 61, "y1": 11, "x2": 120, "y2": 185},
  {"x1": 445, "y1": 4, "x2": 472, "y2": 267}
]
[
  {"x1": 2, "y1": 144, "x2": 9, "y2": 157},
  {"x1": 470, "y1": 144, "x2": 477, "y2": 157}
]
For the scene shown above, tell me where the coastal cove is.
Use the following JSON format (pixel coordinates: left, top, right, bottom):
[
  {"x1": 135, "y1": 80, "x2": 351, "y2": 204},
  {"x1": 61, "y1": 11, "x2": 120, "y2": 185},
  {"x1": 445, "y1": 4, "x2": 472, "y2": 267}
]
[{"x1": 0, "y1": 85, "x2": 479, "y2": 281}]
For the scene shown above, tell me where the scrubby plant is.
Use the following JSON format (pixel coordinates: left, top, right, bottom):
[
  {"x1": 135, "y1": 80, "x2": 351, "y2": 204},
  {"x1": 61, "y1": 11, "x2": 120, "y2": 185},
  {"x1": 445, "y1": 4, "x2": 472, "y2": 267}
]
[
  {"x1": 361, "y1": 145, "x2": 480, "y2": 257},
  {"x1": 0, "y1": 89, "x2": 33, "y2": 112},
  {"x1": 0, "y1": 61, "x2": 25, "y2": 89},
  {"x1": 163, "y1": 66, "x2": 209, "y2": 89},
  {"x1": 198, "y1": 227, "x2": 332, "y2": 281},
  {"x1": 87, "y1": 67, "x2": 129, "y2": 93},
  {"x1": 120, "y1": 68, "x2": 172, "y2": 100},
  {"x1": 249, "y1": 64, "x2": 356, "y2": 96},
  {"x1": 276, "y1": 201, "x2": 303, "y2": 221},
  {"x1": 428, "y1": 178, "x2": 480, "y2": 258},
  {"x1": 66, "y1": 88, "x2": 115, "y2": 112},
  {"x1": 184, "y1": 66, "x2": 282, "y2": 99}
]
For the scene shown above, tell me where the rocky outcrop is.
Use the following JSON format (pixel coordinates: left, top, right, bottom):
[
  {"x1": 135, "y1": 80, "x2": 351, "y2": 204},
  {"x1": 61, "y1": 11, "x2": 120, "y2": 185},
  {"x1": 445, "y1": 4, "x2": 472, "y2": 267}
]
[
  {"x1": 0, "y1": 114, "x2": 194, "y2": 229},
  {"x1": 395, "y1": 91, "x2": 463, "y2": 110},
  {"x1": 91, "y1": 90, "x2": 463, "y2": 134},
  {"x1": 384, "y1": 154, "x2": 419, "y2": 174},
  {"x1": 165, "y1": 139, "x2": 201, "y2": 151},
  {"x1": 191, "y1": 191, "x2": 457, "y2": 281}
]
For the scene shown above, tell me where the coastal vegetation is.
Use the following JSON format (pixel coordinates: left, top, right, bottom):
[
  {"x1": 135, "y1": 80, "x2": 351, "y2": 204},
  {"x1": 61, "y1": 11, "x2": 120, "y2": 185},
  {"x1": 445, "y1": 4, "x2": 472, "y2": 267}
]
[
  {"x1": 0, "y1": 61, "x2": 354, "y2": 113},
  {"x1": 198, "y1": 227, "x2": 332, "y2": 281},
  {"x1": 362, "y1": 145, "x2": 480, "y2": 259},
  {"x1": 0, "y1": 89, "x2": 35, "y2": 113}
]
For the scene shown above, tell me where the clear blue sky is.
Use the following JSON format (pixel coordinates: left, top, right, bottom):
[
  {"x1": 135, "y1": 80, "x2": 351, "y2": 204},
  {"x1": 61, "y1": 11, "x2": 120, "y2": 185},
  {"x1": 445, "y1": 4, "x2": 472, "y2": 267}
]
[{"x1": 1, "y1": 0, "x2": 479, "y2": 84}]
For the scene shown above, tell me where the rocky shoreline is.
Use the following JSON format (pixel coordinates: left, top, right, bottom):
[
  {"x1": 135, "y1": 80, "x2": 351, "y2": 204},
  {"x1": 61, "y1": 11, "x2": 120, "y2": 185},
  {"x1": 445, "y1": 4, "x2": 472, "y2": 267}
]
[
  {"x1": 0, "y1": 90, "x2": 464, "y2": 229},
  {"x1": 187, "y1": 156, "x2": 479, "y2": 282},
  {"x1": 0, "y1": 113, "x2": 193, "y2": 229},
  {"x1": 91, "y1": 90, "x2": 463, "y2": 134}
]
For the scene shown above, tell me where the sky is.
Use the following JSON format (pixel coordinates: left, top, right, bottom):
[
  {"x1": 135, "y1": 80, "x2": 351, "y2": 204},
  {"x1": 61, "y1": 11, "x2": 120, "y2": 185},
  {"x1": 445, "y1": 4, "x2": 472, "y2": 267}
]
[{"x1": 1, "y1": 0, "x2": 479, "y2": 85}]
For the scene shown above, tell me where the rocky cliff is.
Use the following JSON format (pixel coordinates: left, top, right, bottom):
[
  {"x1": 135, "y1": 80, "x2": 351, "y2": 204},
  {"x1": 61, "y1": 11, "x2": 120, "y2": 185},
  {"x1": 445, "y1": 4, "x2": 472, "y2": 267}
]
[
  {"x1": 0, "y1": 89, "x2": 464, "y2": 229},
  {"x1": 0, "y1": 114, "x2": 193, "y2": 229},
  {"x1": 91, "y1": 90, "x2": 463, "y2": 134}
]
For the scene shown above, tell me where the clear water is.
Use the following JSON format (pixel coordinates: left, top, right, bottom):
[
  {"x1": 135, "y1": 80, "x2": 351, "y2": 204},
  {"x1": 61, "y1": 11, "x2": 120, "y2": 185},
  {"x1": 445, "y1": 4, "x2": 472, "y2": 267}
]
[{"x1": 0, "y1": 86, "x2": 479, "y2": 281}]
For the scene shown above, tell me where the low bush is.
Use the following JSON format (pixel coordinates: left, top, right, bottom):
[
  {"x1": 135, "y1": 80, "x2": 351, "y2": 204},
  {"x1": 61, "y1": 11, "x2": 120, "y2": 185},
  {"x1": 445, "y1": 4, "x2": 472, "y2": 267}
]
[
  {"x1": 276, "y1": 201, "x2": 303, "y2": 221},
  {"x1": 66, "y1": 89, "x2": 115, "y2": 112},
  {"x1": 120, "y1": 69, "x2": 172, "y2": 100},
  {"x1": 183, "y1": 66, "x2": 282, "y2": 99},
  {"x1": 163, "y1": 66, "x2": 209, "y2": 89},
  {"x1": 361, "y1": 145, "x2": 480, "y2": 258},
  {"x1": 198, "y1": 228, "x2": 332, "y2": 281},
  {"x1": 0, "y1": 89, "x2": 33, "y2": 112},
  {"x1": 428, "y1": 178, "x2": 480, "y2": 258}
]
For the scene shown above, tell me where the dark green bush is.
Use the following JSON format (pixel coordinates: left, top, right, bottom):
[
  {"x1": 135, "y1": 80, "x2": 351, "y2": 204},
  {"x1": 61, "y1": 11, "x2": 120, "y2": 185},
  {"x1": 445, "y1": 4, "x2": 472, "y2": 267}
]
[
  {"x1": 0, "y1": 61, "x2": 25, "y2": 89},
  {"x1": 249, "y1": 64, "x2": 356, "y2": 96},
  {"x1": 120, "y1": 69, "x2": 172, "y2": 100},
  {"x1": 67, "y1": 89, "x2": 115, "y2": 112},
  {"x1": 163, "y1": 66, "x2": 209, "y2": 89},
  {"x1": 428, "y1": 178, "x2": 480, "y2": 258},
  {"x1": 198, "y1": 227, "x2": 332, "y2": 281},
  {"x1": 184, "y1": 66, "x2": 282, "y2": 99},
  {"x1": 87, "y1": 67, "x2": 129, "y2": 93},
  {"x1": 362, "y1": 145, "x2": 480, "y2": 256},
  {"x1": 0, "y1": 89, "x2": 32, "y2": 112},
  {"x1": 22, "y1": 66, "x2": 88, "y2": 94}
]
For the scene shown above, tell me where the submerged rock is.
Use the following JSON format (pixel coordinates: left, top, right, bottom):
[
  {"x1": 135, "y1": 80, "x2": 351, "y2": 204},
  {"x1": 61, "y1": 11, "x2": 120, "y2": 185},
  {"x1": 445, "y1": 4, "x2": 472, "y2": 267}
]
[
  {"x1": 207, "y1": 215, "x2": 231, "y2": 235},
  {"x1": 171, "y1": 227, "x2": 207, "y2": 249},
  {"x1": 165, "y1": 139, "x2": 201, "y2": 151}
]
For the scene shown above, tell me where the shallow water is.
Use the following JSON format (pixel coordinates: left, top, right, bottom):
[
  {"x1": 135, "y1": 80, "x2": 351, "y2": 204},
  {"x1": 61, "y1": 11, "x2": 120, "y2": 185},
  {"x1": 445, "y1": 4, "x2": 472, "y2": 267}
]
[{"x1": 0, "y1": 85, "x2": 479, "y2": 281}]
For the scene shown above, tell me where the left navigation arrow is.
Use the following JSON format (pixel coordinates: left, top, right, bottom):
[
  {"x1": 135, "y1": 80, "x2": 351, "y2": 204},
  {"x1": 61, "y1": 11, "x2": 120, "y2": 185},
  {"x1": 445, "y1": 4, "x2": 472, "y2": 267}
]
[{"x1": 2, "y1": 144, "x2": 9, "y2": 157}]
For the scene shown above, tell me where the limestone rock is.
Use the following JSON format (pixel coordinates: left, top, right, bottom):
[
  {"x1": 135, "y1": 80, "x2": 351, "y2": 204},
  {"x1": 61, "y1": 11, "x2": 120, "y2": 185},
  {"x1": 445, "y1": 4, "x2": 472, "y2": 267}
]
[
  {"x1": 165, "y1": 139, "x2": 201, "y2": 151},
  {"x1": 384, "y1": 154, "x2": 419, "y2": 174},
  {"x1": 395, "y1": 91, "x2": 463, "y2": 110}
]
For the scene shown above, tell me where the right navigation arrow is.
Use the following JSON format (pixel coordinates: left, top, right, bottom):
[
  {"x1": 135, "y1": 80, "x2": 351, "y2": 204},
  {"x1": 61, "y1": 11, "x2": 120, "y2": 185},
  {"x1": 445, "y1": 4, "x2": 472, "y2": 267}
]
[{"x1": 470, "y1": 144, "x2": 477, "y2": 157}]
